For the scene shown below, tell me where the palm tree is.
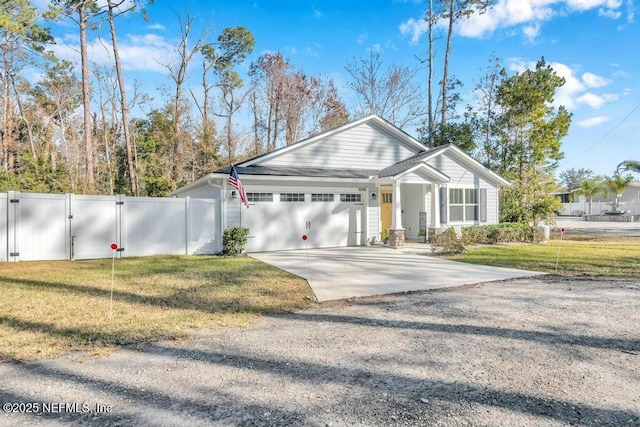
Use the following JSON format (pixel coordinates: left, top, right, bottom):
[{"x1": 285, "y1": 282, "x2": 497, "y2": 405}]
[
  {"x1": 617, "y1": 160, "x2": 640, "y2": 174},
  {"x1": 605, "y1": 174, "x2": 633, "y2": 213},
  {"x1": 576, "y1": 177, "x2": 606, "y2": 215}
]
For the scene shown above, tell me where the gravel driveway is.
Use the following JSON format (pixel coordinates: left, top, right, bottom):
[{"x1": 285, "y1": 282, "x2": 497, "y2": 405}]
[{"x1": 1, "y1": 276, "x2": 638, "y2": 426}]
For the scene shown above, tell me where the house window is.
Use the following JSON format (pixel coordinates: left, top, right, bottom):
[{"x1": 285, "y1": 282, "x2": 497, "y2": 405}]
[
  {"x1": 340, "y1": 193, "x2": 361, "y2": 202},
  {"x1": 381, "y1": 193, "x2": 392, "y2": 204},
  {"x1": 280, "y1": 193, "x2": 305, "y2": 202},
  {"x1": 556, "y1": 193, "x2": 571, "y2": 203},
  {"x1": 449, "y1": 188, "x2": 478, "y2": 222},
  {"x1": 312, "y1": 193, "x2": 334, "y2": 202},
  {"x1": 246, "y1": 193, "x2": 273, "y2": 202}
]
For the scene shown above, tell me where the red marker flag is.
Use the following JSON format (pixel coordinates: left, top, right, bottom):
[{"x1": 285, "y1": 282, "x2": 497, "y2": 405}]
[{"x1": 228, "y1": 166, "x2": 249, "y2": 208}]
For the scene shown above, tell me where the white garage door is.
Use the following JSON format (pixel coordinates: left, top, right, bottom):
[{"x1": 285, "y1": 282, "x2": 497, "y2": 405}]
[{"x1": 243, "y1": 189, "x2": 364, "y2": 252}]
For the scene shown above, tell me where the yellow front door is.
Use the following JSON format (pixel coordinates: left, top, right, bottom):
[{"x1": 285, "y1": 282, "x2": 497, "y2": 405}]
[{"x1": 380, "y1": 190, "x2": 392, "y2": 237}]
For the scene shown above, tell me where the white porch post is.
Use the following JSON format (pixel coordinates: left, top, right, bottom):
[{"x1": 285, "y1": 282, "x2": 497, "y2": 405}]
[
  {"x1": 391, "y1": 180, "x2": 402, "y2": 229},
  {"x1": 431, "y1": 183, "x2": 440, "y2": 228},
  {"x1": 389, "y1": 180, "x2": 405, "y2": 247}
]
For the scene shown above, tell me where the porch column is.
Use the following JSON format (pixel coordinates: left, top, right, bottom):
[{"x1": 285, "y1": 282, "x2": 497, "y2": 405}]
[
  {"x1": 391, "y1": 180, "x2": 402, "y2": 229},
  {"x1": 389, "y1": 180, "x2": 405, "y2": 247},
  {"x1": 431, "y1": 183, "x2": 440, "y2": 228}
]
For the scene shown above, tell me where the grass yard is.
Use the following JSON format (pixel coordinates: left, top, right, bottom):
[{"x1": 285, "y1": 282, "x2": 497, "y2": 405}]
[
  {"x1": 0, "y1": 255, "x2": 313, "y2": 361},
  {"x1": 447, "y1": 235, "x2": 640, "y2": 278}
]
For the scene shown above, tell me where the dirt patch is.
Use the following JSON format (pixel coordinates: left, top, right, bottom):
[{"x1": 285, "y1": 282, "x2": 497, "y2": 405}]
[{"x1": 1, "y1": 276, "x2": 639, "y2": 426}]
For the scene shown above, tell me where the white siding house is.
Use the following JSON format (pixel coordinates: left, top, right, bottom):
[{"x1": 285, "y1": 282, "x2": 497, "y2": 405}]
[
  {"x1": 174, "y1": 115, "x2": 511, "y2": 252},
  {"x1": 556, "y1": 182, "x2": 640, "y2": 216}
]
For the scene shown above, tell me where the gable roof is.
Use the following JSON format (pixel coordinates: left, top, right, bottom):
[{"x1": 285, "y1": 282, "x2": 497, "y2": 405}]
[
  {"x1": 379, "y1": 144, "x2": 511, "y2": 187},
  {"x1": 239, "y1": 114, "x2": 426, "y2": 167},
  {"x1": 378, "y1": 145, "x2": 450, "y2": 178}
]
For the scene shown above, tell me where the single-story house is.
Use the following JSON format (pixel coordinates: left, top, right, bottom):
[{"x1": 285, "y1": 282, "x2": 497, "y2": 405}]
[
  {"x1": 174, "y1": 114, "x2": 510, "y2": 252},
  {"x1": 555, "y1": 182, "x2": 640, "y2": 216}
]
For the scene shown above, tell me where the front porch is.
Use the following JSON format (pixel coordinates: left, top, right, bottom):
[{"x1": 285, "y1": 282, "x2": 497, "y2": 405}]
[{"x1": 376, "y1": 161, "x2": 450, "y2": 247}]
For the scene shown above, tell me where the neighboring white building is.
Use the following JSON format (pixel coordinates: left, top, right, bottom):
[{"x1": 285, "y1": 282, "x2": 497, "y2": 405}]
[
  {"x1": 555, "y1": 182, "x2": 640, "y2": 216},
  {"x1": 174, "y1": 115, "x2": 511, "y2": 252}
]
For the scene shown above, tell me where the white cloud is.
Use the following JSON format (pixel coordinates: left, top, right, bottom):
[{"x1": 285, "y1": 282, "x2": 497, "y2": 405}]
[
  {"x1": 399, "y1": 17, "x2": 429, "y2": 44},
  {"x1": 576, "y1": 115, "x2": 610, "y2": 127},
  {"x1": 285, "y1": 43, "x2": 323, "y2": 57},
  {"x1": 400, "y1": 0, "x2": 625, "y2": 42},
  {"x1": 566, "y1": 0, "x2": 621, "y2": 11},
  {"x1": 367, "y1": 43, "x2": 383, "y2": 53},
  {"x1": 357, "y1": 33, "x2": 368, "y2": 45},
  {"x1": 522, "y1": 22, "x2": 541, "y2": 41},
  {"x1": 456, "y1": 0, "x2": 554, "y2": 38},
  {"x1": 314, "y1": 10, "x2": 324, "y2": 18},
  {"x1": 576, "y1": 92, "x2": 619, "y2": 108},
  {"x1": 551, "y1": 62, "x2": 586, "y2": 110},
  {"x1": 599, "y1": 8, "x2": 622, "y2": 18},
  {"x1": 582, "y1": 72, "x2": 610, "y2": 88},
  {"x1": 146, "y1": 23, "x2": 166, "y2": 31},
  {"x1": 627, "y1": 0, "x2": 635, "y2": 22},
  {"x1": 49, "y1": 32, "x2": 175, "y2": 74},
  {"x1": 612, "y1": 69, "x2": 631, "y2": 78}
]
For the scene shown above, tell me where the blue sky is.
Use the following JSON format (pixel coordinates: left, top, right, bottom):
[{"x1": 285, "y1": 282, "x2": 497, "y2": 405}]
[{"x1": 40, "y1": 0, "x2": 640, "y2": 178}]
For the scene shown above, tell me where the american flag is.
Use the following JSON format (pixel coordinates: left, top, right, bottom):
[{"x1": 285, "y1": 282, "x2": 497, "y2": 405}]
[{"x1": 228, "y1": 166, "x2": 249, "y2": 208}]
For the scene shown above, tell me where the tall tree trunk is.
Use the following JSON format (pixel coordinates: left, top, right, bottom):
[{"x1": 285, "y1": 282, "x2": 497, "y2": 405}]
[
  {"x1": 10, "y1": 76, "x2": 37, "y2": 160},
  {"x1": 2, "y1": 57, "x2": 10, "y2": 170},
  {"x1": 79, "y1": 2, "x2": 95, "y2": 192},
  {"x1": 226, "y1": 107, "x2": 233, "y2": 165},
  {"x1": 202, "y1": 61, "x2": 210, "y2": 135},
  {"x1": 427, "y1": 0, "x2": 434, "y2": 147},
  {"x1": 251, "y1": 92, "x2": 260, "y2": 156},
  {"x1": 441, "y1": 0, "x2": 454, "y2": 126},
  {"x1": 107, "y1": 0, "x2": 137, "y2": 195}
]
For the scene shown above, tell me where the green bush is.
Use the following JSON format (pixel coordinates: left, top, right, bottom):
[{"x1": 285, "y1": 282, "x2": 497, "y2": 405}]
[
  {"x1": 461, "y1": 223, "x2": 536, "y2": 245},
  {"x1": 222, "y1": 227, "x2": 250, "y2": 255},
  {"x1": 431, "y1": 227, "x2": 465, "y2": 255}
]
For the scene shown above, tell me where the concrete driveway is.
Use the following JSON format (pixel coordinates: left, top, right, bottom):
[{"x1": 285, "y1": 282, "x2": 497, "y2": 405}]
[{"x1": 251, "y1": 246, "x2": 542, "y2": 301}]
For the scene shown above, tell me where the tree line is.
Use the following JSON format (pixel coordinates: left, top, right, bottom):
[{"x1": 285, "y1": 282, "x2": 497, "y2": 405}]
[{"x1": 2, "y1": 1, "x2": 587, "y2": 224}]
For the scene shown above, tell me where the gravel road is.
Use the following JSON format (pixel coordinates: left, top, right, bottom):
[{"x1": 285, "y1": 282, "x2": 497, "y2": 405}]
[{"x1": 1, "y1": 275, "x2": 639, "y2": 426}]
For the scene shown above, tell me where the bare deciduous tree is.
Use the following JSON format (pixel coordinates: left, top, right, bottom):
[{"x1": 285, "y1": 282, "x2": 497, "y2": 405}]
[
  {"x1": 345, "y1": 50, "x2": 426, "y2": 129},
  {"x1": 160, "y1": 10, "x2": 209, "y2": 183}
]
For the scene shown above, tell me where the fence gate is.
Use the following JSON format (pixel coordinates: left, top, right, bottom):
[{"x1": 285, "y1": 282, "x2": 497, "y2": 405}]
[
  {"x1": 71, "y1": 194, "x2": 120, "y2": 260},
  {"x1": 4, "y1": 192, "x2": 69, "y2": 262}
]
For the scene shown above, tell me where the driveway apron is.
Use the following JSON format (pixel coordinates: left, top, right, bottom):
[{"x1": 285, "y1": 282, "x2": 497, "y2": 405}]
[{"x1": 250, "y1": 246, "x2": 542, "y2": 302}]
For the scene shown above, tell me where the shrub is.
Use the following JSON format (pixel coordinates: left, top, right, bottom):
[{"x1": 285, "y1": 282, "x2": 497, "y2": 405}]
[
  {"x1": 431, "y1": 227, "x2": 465, "y2": 255},
  {"x1": 461, "y1": 223, "x2": 537, "y2": 245},
  {"x1": 222, "y1": 227, "x2": 249, "y2": 255}
]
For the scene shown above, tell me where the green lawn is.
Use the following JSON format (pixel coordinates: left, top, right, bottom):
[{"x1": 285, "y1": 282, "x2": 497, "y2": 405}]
[
  {"x1": 447, "y1": 236, "x2": 640, "y2": 278},
  {"x1": 0, "y1": 256, "x2": 313, "y2": 360}
]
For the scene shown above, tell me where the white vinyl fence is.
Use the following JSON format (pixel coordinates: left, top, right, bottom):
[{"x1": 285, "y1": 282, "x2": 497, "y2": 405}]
[
  {"x1": 1, "y1": 191, "x2": 220, "y2": 262},
  {"x1": 560, "y1": 200, "x2": 640, "y2": 216}
]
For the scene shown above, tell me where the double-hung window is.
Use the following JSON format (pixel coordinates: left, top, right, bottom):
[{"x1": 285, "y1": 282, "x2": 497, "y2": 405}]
[{"x1": 449, "y1": 188, "x2": 478, "y2": 222}]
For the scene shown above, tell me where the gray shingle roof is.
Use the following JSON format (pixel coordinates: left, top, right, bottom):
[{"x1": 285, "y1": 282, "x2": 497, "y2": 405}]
[{"x1": 216, "y1": 166, "x2": 380, "y2": 179}]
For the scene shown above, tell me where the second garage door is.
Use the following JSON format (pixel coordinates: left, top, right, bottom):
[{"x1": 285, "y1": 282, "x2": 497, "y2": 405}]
[{"x1": 243, "y1": 189, "x2": 365, "y2": 252}]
